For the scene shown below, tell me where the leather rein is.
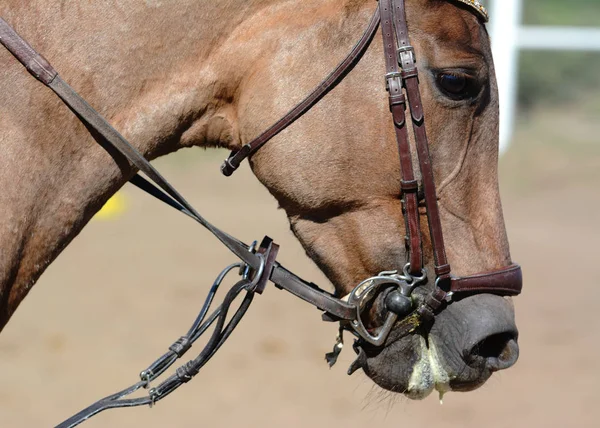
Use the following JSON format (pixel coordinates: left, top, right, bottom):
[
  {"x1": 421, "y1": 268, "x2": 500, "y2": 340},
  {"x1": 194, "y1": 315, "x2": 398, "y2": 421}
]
[{"x1": 0, "y1": 0, "x2": 521, "y2": 426}]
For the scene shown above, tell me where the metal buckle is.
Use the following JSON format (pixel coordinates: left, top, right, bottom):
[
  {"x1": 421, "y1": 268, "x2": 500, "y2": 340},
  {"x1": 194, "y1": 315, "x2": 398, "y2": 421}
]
[
  {"x1": 346, "y1": 264, "x2": 427, "y2": 346},
  {"x1": 385, "y1": 71, "x2": 403, "y2": 91},
  {"x1": 397, "y1": 45, "x2": 416, "y2": 66},
  {"x1": 239, "y1": 240, "x2": 266, "y2": 291}
]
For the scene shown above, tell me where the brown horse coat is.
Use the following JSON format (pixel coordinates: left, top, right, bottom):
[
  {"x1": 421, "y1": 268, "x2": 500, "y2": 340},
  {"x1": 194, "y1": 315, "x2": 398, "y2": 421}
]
[{"x1": 0, "y1": 0, "x2": 517, "y2": 397}]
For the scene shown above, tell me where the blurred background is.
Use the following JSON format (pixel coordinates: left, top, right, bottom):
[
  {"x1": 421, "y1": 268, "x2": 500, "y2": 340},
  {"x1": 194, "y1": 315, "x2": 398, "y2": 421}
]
[{"x1": 1, "y1": 0, "x2": 598, "y2": 427}]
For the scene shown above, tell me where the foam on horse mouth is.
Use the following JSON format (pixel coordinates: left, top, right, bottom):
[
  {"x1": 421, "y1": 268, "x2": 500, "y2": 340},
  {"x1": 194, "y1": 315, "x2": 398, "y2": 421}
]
[{"x1": 406, "y1": 336, "x2": 452, "y2": 401}]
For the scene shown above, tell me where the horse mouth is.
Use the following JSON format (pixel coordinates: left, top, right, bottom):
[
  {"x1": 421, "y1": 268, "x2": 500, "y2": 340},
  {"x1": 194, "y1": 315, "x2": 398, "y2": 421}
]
[
  {"x1": 352, "y1": 333, "x2": 452, "y2": 400},
  {"x1": 351, "y1": 294, "x2": 519, "y2": 399},
  {"x1": 404, "y1": 336, "x2": 451, "y2": 400}
]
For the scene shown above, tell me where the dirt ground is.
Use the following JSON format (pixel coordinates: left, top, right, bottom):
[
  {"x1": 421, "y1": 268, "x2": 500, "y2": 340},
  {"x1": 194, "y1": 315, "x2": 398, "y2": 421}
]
[{"x1": 1, "y1": 104, "x2": 598, "y2": 428}]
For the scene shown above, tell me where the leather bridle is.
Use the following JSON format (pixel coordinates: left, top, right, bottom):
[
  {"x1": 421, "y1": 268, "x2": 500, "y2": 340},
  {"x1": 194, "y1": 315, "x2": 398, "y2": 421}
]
[
  {"x1": 226, "y1": 0, "x2": 522, "y2": 347},
  {"x1": 0, "y1": 0, "x2": 521, "y2": 426}
]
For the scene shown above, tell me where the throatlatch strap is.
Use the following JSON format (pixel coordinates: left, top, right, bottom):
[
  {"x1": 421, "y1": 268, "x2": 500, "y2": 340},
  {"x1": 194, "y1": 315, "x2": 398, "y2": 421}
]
[{"x1": 220, "y1": 7, "x2": 381, "y2": 176}]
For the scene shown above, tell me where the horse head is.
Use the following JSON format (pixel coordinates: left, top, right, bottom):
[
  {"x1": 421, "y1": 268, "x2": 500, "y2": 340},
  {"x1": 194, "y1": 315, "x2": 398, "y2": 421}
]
[
  {"x1": 245, "y1": 0, "x2": 519, "y2": 397},
  {"x1": 0, "y1": 0, "x2": 519, "y2": 403}
]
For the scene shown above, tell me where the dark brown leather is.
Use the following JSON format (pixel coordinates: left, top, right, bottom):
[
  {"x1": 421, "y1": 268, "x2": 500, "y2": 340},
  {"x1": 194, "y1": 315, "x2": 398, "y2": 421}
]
[
  {"x1": 380, "y1": 0, "x2": 423, "y2": 276},
  {"x1": 0, "y1": 18, "x2": 57, "y2": 85},
  {"x1": 450, "y1": 264, "x2": 522, "y2": 295},
  {"x1": 221, "y1": 7, "x2": 381, "y2": 176},
  {"x1": 270, "y1": 264, "x2": 356, "y2": 321},
  {"x1": 253, "y1": 237, "x2": 280, "y2": 295},
  {"x1": 385, "y1": 0, "x2": 522, "y2": 304},
  {"x1": 390, "y1": 0, "x2": 451, "y2": 284}
]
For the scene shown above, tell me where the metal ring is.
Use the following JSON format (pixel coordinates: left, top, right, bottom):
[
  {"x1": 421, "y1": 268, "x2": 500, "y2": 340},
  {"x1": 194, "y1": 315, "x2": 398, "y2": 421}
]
[
  {"x1": 402, "y1": 263, "x2": 427, "y2": 284},
  {"x1": 241, "y1": 241, "x2": 258, "y2": 279},
  {"x1": 434, "y1": 276, "x2": 454, "y2": 302},
  {"x1": 248, "y1": 253, "x2": 265, "y2": 288},
  {"x1": 347, "y1": 273, "x2": 408, "y2": 346}
]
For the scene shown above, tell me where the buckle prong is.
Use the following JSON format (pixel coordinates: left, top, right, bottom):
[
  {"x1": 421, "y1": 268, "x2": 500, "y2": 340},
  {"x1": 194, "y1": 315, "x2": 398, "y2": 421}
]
[
  {"x1": 397, "y1": 45, "x2": 416, "y2": 66},
  {"x1": 385, "y1": 71, "x2": 403, "y2": 91}
]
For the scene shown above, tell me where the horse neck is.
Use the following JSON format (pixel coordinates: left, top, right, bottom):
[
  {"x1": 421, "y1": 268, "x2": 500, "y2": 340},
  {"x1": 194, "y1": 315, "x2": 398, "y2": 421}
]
[{"x1": 0, "y1": 0, "x2": 371, "y2": 328}]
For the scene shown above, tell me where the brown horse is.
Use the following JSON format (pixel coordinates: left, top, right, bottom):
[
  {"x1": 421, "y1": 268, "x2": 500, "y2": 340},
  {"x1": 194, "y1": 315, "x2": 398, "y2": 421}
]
[{"x1": 0, "y1": 0, "x2": 519, "y2": 400}]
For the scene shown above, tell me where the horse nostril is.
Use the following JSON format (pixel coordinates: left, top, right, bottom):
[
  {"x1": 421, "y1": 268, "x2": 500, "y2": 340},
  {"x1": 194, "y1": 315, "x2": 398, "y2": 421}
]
[{"x1": 466, "y1": 332, "x2": 519, "y2": 372}]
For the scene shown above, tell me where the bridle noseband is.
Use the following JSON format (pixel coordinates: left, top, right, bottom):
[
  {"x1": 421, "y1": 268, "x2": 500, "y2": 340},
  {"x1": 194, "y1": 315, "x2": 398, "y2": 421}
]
[{"x1": 0, "y1": 0, "x2": 521, "y2": 426}]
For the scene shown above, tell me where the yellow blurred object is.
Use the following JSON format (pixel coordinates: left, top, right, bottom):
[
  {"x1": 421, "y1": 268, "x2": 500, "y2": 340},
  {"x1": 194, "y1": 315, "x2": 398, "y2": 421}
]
[{"x1": 94, "y1": 193, "x2": 127, "y2": 220}]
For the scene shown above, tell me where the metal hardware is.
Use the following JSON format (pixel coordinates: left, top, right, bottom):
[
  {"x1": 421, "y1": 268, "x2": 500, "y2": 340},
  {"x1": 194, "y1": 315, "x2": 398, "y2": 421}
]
[
  {"x1": 236, "y1": 240, "x2": 267, "y2": 292},
  {"x1": 397, "y1": 45, "x2": 416, "y2": 66},
  {"x1": 325, "y1": 325, "x2": 346, "y2": 368},
  {"x1": 385, "y1": 71, "x2": 403, "y2": 91},
  {"x1": 248, "y1": 253, "x2": 265, "y2": 289},
  {"x1": 384, "y1": 290, "x2": 413, "y2": 316},
  {"x1": 240, "y1": 241, "x2": 258, "y2": 279},
  {"x1": 403, "y1": 263, "x2": 427, "y2": 289},
  {"x1": 435, "y1": 276, "x2": 455, "y2": 302},
  {"x1": 344, "y1": 264, "x2": 428, "y2": 346}
]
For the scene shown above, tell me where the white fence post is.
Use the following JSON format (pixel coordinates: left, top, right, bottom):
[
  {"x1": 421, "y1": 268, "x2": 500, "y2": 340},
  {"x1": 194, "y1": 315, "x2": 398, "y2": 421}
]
[
  {"x1": 489, "y1": 0, "x2": 522, "y2": 155},
  {"x1": 487, "y1": 0, "x2": 600, "y2": 154}
]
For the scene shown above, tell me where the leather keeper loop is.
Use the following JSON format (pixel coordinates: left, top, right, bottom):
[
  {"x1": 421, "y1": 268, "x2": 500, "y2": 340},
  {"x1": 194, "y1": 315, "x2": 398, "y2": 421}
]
[
  {"x1": 220, "y1": 158, "x2": 237, "y2": 176},
  {"x1": 430, "y1": 287, "x2": 447, "y2": 303},
  {"x1": 221, "y1": 144, "x2": 252, "y2": 176},
  {"x1": 401, "y1": 69, "x2": 418, "y2": 80},
  {"x1": 0, "y1": 18, "x2": 58, "y2": 86},
  {"x1": 401, "y1": 179, "x2": 418, "y2": 192},
  {"x1": 435, "y1": 264, "x2": 451, "y2": 277},
  {"x1": 176, "y1": 361, "x2": 199, "y2": 383},
  {"x1": 425, "y1": 288, "x2": 447, "y2": 312},
  {"x1": 416, "y1": 305, "x2": 435, "y2": 324},
  {"x1": 388, "y1": 93, "x2": 406, "y2": 108},
  {"x1": 169, "y1": 336, "x2": 192, "y2": 357}
]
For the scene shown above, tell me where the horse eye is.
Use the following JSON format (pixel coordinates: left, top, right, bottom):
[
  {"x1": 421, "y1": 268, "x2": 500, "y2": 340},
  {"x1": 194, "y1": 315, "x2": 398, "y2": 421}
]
[{"x1": 436, "y1": 72, "x2": 471, "y2": 99}]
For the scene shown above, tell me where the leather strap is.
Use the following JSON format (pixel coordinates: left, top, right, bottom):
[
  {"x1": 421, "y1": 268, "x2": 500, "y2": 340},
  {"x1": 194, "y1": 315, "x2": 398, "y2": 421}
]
[
  {"x1": 380, "y1": 0, "x2": 423, "y2": 276},
  {"x1": 271, "y1": 264, "x2": 355, "y2": 320},
  {"x1": 391, "y1": 0, "x2": 451, "y2": 282},
  {"x1": 221, "y1": 7, "x2": 381, "y2": 176},
  {"x1": 0, "y1": 18, "x2": 57, "y2": 84},
  {"x1": 1, "y1": 17, "x2": 263, "y2": 270},
  {"x1": 0, "y1": 16, "x2": 358, "y2": 324},
  {"x1": 380, "y1": 0, "x2": 523, "y2": 318},
  {"x1": 450, "y1": 264, "x2": 522, "y2": 295}
]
